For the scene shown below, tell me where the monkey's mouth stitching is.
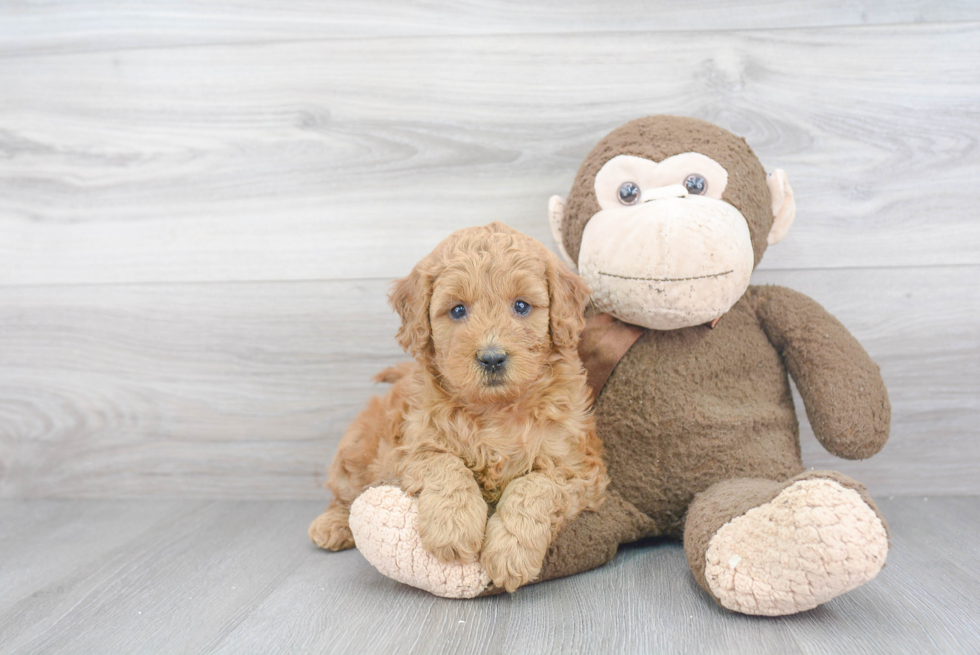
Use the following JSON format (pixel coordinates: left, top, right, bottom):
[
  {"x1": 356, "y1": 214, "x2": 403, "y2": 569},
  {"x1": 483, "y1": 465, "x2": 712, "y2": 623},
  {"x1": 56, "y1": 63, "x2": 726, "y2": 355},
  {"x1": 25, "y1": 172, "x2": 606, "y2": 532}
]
[{"x1": 598, "y1": 270, "x2": 733, "y2": 282}]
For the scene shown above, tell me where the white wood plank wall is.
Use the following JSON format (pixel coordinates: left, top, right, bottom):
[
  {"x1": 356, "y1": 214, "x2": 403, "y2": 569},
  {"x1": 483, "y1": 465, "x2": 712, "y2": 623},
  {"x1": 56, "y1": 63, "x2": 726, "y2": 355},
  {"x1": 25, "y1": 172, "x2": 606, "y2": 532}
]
[{"x1": 1, "y1": 2, "x2": 978, "y2": 499}]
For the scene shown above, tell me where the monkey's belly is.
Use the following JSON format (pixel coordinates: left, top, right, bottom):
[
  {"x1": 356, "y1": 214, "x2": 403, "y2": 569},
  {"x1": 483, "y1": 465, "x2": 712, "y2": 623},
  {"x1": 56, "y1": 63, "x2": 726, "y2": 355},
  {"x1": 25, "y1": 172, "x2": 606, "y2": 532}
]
[
  {"x1": 597, "y1": 402, "x2": 804, "y2": 538},
  {"x1": 595, "y1": 316, "x2": 805, "y2": 538}
]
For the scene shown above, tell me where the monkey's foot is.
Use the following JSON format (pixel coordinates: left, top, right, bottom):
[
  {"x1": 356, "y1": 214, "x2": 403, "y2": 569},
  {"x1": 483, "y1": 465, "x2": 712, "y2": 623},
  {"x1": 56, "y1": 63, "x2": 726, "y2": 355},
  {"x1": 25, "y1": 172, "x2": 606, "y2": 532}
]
[
  {"x1": 349, "y1": 485, "x2": 492, "y2": 599},
  {"x1": 704, "y1": 478, "x2": 888, "y2": 616}
]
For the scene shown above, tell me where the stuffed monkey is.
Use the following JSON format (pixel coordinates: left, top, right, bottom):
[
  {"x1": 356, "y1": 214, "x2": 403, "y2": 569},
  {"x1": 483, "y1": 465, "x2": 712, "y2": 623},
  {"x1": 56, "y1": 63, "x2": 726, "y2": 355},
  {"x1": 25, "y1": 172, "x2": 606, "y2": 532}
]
[{"x1": 346, "y1": 116, "x2": 891, "y2": 616}]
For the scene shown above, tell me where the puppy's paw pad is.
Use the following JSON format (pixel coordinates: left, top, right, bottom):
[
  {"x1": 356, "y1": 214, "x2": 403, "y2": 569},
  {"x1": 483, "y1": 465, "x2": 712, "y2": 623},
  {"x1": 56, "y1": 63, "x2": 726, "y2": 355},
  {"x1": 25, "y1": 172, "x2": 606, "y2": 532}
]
[
  {"x1": 704, "y1": 479, "x2": 888, "y2": 616},
  {"x1": 349, "y1": 486, "x2": 491, "y2": 599}
]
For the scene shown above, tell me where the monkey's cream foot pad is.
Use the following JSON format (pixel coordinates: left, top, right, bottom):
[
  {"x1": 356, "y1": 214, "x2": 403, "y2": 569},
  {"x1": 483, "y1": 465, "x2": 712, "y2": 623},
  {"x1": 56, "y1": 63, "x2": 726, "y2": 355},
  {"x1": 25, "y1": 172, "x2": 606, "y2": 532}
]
[
  {"x1": 349, "y1": 485, "x2": 492, "y2": 599},
  {"x1": 704, "y1": 479, "x2": 889, "y2": 616}
]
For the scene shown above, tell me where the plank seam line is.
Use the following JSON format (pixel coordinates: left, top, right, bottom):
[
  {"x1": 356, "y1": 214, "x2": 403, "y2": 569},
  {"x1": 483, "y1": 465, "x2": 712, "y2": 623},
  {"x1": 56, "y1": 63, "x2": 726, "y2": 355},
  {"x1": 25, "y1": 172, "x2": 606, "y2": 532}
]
[
  {"x1": 0, "y1": 19, "x2": 977, "y2": 61},
  {"x1": 0, "y1": 262, "x2": 977, "y2": 291}
]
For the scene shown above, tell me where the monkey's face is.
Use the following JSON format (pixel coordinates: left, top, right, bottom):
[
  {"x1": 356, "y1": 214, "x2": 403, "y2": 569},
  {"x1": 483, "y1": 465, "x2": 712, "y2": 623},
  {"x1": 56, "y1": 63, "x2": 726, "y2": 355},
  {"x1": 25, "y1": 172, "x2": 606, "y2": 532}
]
[
  {"x1": 552, "y1": 117, "x2": 795, "y2": 331},
  {"x1": 577, "y1": 153, "x2": 755, "y2": 329}
]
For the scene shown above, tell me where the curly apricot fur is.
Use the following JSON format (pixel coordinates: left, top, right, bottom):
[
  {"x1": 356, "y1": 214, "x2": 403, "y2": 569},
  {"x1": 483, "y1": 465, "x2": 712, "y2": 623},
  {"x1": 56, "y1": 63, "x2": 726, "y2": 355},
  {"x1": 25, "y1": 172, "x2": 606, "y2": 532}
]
[{"x1": 309, "y1": 223, "x2": 608, "y2": 592}]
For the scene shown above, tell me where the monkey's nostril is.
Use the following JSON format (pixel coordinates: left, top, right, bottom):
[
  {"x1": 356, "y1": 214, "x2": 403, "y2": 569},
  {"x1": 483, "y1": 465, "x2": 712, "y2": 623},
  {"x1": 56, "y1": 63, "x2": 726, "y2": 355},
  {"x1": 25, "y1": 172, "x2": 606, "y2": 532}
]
[{"x1": 477, "y1": 349, "x2": 508, "y2": 372}]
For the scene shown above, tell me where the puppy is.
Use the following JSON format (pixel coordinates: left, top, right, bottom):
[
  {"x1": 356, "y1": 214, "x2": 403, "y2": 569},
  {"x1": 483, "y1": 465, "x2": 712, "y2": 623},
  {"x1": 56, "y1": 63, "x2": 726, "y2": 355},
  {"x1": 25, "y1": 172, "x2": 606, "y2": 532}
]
[{"x1": 309, "y1": 222, "x2": 608, "y2": 592}]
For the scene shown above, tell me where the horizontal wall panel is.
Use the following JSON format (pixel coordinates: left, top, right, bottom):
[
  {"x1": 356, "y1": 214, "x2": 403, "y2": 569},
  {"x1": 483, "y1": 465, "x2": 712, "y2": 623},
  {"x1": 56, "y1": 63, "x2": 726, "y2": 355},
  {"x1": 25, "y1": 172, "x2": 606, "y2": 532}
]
[
  {"x1": 3, "y1": 1, "x2": 980, "y2": 57},
  {"x1": 1, "y1": 23, "x2": 978, "y2": 286}
]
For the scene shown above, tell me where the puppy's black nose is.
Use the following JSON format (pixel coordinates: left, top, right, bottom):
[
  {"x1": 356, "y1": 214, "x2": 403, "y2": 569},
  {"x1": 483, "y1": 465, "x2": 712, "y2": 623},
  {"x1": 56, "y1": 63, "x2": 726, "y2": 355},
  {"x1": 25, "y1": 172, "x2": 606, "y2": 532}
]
[{"x1": 477, "y1": 349, "x2": 508, "y2": 373}]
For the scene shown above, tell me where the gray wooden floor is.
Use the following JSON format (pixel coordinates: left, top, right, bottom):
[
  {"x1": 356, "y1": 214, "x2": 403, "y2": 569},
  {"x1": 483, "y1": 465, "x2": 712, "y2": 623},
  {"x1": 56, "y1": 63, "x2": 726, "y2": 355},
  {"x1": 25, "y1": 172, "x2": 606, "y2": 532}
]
[{"x1": 1, "y1": 496, "x2": 978, "y2": 654}]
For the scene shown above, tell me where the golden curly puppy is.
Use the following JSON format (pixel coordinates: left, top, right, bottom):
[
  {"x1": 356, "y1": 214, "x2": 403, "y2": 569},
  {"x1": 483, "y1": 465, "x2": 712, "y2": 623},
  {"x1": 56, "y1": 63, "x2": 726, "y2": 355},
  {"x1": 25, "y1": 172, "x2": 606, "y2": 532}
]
[{"x1": 309, "y1": 222, "x2": 608, "y2": 592}]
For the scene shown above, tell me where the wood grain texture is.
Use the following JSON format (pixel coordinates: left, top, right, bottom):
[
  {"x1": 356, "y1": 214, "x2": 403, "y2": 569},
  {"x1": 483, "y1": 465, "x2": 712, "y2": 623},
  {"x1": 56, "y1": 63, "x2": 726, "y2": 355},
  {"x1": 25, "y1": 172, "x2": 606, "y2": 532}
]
[
  {"x1": 1, "y1": 22, "x2": 978, "y2": 285},
  {"x1": 1, "y1": 266, "x2": 976, "y2": 499},
  {"x1": 3, "y1": 1, "x2": 980, "y2": 57},
  {"x1": 0, "y1": 497, "x2": 977, "y2": 654},
  {"x1": 0, "y1": 279, "x2": 404, "y2": 499}
]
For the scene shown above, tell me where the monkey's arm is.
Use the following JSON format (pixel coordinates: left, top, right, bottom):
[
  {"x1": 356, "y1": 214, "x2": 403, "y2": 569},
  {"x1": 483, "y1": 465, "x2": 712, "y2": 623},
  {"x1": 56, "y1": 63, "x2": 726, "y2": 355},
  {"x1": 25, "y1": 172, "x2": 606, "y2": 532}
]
[{"x1": 750, "y1": 285, "x2": 890, "y2": 459}]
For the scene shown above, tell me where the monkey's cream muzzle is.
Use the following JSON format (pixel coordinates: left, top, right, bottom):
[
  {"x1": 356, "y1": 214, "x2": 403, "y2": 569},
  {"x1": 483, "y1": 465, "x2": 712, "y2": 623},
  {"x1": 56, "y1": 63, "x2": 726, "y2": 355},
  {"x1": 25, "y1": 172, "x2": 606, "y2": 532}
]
[{"x1": 578, "y1": 195, "x2": 754, "y2": 330}]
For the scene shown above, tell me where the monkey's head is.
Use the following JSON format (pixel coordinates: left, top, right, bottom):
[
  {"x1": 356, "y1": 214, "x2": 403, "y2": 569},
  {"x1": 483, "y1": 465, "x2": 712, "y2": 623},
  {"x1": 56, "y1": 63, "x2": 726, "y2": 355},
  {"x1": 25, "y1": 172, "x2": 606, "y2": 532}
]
[{"x1": 549, "y1": 115, "x2": 796, "y2": 330}]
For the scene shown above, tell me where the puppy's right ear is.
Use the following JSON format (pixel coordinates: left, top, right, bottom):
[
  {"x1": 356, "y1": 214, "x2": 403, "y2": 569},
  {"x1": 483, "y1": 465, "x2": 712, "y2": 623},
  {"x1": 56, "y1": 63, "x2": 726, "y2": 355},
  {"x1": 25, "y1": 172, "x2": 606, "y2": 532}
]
[{"x1": 388, "y1": 265, "x2": 432, "y2": 359}]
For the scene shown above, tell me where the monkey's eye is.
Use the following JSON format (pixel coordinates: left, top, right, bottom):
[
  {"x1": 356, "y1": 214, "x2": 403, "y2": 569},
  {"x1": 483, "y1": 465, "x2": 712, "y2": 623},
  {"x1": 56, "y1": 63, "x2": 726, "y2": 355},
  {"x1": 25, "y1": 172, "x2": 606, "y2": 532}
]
[
  {"x1": 618, "y1": 181, "x2": 641, "y2": 205},
  {"x1": 450, "y1": 304, "x2": 467, "y2": 320},
  {"x1": 684, "y1": 174, "x2": 708, "y2": 195},
  {"x1": 513, "y1": 300, "x2": 531, "y2": 316}
]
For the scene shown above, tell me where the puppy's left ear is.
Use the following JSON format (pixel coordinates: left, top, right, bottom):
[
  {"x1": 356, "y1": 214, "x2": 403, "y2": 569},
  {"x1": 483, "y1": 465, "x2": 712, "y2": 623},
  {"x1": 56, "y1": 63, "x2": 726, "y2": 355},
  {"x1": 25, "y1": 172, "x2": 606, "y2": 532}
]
[{"x1": 546, "y1": 252, "x2": 591, "y2": 352}]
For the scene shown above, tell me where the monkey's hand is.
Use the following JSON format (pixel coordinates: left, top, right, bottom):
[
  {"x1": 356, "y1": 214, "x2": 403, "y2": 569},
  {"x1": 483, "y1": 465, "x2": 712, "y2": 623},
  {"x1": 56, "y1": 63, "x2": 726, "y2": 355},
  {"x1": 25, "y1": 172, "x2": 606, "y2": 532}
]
[
  {"x1": 752, "y1": 285, "x2": 890, "y2": 460},
  {"x1": 349, "y1": 486, "x2": 492, "y2": 598}
]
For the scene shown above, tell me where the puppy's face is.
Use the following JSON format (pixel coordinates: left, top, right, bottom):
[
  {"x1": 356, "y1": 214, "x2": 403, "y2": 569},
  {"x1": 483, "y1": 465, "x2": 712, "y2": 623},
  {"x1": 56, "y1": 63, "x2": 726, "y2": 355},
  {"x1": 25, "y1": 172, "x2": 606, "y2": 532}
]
[
  {"x1": 389, "y1": 223, "x2": 591, "y2": 405},
  {"x1": 429, "y1": 255, "x2": 551, "y2": 402}
]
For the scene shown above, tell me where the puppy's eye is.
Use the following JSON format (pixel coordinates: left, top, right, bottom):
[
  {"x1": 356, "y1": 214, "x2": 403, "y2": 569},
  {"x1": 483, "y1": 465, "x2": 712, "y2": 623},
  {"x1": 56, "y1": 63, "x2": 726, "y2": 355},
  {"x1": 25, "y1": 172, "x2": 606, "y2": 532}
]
[
  {"x1": 513, "y1": 300, "x2": 530, "y2": 316},
  {"x1": 618, "y1": 181, "x2": 640, "y2": 205},
  {"x1": 684, "y1": 173, "x2": 707, "y2": 195},
  {"x1": 449, "y1": 304, "x2": 467, "y2": 320}
]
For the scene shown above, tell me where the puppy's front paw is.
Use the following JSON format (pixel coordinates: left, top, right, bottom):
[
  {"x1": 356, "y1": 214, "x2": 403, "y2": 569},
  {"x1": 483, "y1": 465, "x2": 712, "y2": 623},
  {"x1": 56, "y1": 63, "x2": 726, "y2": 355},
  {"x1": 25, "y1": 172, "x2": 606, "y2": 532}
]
[
  {"x1": 417, "y1": 489, "x2": 488, "y2": 563},
  {"x1": 308, "y1": 505, "x2": 355, "y2": 551},
  {"x1": 480, "y1": 513, "x2": 547, "y2": 593}
]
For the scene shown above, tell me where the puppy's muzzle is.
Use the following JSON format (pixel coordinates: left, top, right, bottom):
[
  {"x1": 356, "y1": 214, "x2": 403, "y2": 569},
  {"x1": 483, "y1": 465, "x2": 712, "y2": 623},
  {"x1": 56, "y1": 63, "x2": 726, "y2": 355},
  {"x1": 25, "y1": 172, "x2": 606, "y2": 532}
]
[{"x1": 476, "y1": 349, "x2": 508, "y2": 375}]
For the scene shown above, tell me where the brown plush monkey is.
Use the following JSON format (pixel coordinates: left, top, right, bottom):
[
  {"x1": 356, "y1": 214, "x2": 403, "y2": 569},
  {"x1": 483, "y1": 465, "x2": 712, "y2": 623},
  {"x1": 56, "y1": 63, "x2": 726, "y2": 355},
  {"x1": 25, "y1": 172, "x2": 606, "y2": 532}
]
[{"x1": 348, "y1": 116, "x2": 891, "y2": 616}]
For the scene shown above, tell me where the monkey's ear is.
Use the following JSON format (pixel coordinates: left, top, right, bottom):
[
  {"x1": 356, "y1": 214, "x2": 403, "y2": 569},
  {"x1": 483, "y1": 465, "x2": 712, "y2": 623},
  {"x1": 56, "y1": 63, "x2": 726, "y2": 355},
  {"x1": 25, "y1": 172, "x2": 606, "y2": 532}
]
[
  {"x1": 388, "y1": 266, "x2": 432, "y2": 360},
  {"x1": 548, "y1": 195, "x2": 578, "y2": 270},
  {"x1": 766, "y1": 169, "x2": 796, "y2": 245}
]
